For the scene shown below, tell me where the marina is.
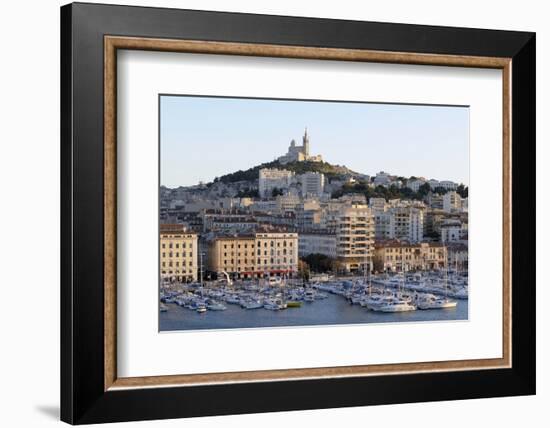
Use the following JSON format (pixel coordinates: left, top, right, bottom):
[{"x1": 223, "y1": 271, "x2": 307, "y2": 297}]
[{"x1": 160, "y1": 271, "x2": 468, "y2": 331}]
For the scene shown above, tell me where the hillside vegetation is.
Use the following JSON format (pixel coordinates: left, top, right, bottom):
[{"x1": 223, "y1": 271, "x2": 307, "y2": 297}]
[{"x1": 213, "y1": 160, "x2": 360, "y2": 184}]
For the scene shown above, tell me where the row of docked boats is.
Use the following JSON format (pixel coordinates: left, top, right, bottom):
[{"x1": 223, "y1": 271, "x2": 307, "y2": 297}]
[
  {"x1": 160, "y1": 270, "x2": 466, "y2": 315},
  {"x1": 160, "y1": 282, "x2": 330, "y2": 314},
  {"x1": 313, "y1": 271, "x2": 463, "y2": 313}
]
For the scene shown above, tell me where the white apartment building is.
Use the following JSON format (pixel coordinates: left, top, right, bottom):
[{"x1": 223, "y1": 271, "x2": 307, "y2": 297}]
[
  {"x1": 440, "y1": 220, "x2": 462, "y2": 243},
  {"x1": 258, "y1": 168, "x2": 294, "y2": 198},
  {"x1": 299, "y1": 171, "x2": 325, "y2": 197},
  {"x1": 428, "y1": 179, "x2": 458, "y2": 191},
  {"x1": 407, "y1": 178, "x2": 426, "y2": 192},
  {"x1": 443, "y1": 191, "x2": 462, "y2": 213},
  {"x1": 374, "y1": 211, "x2": 393, "y2": 240},
  {"x1": 373, "y1": 204, "x2": 425, "y2": 243},
  {"x1": 331, "y1": 204, "x2": 375, "y2": 272},
  {"x1": 373, "y1": 171, "x2": 392, "y2": 187},
  {"x1": 276, "y1": 194, "x2": 301, "y2": 213},
  {"x1": 369, "y1": 197, "x2": 387, "y2": 213}
]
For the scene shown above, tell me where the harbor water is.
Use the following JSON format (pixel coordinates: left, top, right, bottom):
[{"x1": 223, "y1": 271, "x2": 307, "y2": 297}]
[{"x1": 160, "y1": 293, "x2": 468, "y2": 331}]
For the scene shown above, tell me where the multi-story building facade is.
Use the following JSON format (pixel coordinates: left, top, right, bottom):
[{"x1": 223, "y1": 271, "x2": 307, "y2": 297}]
[
  {"x1": 440, "y1": 220, "x2": 462, "y2": 243},
  {"x1": 160, "y1": 224, "x2": 198, "y2": 282},
  {"x1": 207, "y1": 232, "x2": 298, "y2": 279},
  {"x1": 374, "y1": 211, "x2": 393, "y2": 240},
  {"x1": 373, "y1": 240, "x2": 447, "y2": 272},
  {"x1": 333, "y1": 204, "x2": 375, "y2": 272},
  {"x1": 298, "y1": 232, "x2": 338, "y2": 258},
  {"x1": 447, "y1": 242, "x2": 469, "y2": 270},
  {"x1": 373, "y1": 203, "x2": 425, "y2": 243},
  {"x1": 391, "y1": 206, "x2": 424, "y2": 243},
  {"x1": 299, "y1": 171, "x2": 325, "y2": 197},
  {"x1": 406, "y1": 178, "x2": 426, "y2": 192},
  {"x1": 255, "y1": 232, "x2": 299, "y2": 278},
  {"x1": 369, "y1": 197, "x2": 387, "y2": 213},
  {"x1": 258, "y1": 168, "x2": 294, "y2": 198},
  {"x1": 427, "y1": 179, "x2": 458, "y2": 191},
  {"x1": 207, "y1": 235, "x2": 256, "y2": 279},
  {"x1": 373, "y1": 171, "x2": 392, "y2": 187},
  {"x1": 443, "y1": 191, "x2": 462, "y2": 213}
]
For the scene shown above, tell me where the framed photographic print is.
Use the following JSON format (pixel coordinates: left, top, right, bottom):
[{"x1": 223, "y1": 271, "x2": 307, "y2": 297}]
[{"x1": 60, "y1": 2, "x2": 536, "y2": 424}]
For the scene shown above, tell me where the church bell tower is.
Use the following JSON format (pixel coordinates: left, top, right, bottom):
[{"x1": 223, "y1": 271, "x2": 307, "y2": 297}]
[{"x1": 302, "y1": 127, "x2": 310, "y2": 157}]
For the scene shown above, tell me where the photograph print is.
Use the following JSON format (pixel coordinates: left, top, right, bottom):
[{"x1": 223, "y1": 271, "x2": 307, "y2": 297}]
[{"x1": 159, "y1": 95, "x2": 469, "y2": 331}]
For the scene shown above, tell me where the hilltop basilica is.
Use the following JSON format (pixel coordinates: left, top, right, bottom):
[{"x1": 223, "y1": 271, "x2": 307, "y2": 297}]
[{"x1": 277, "y1": 128, "x2": 323, "y2": 165}]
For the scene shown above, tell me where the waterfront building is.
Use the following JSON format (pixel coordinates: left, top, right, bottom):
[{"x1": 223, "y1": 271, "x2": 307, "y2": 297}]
[
  {"x1": 258, "y1": 168, "x2": 294, "y2": 198},
  {"x1": 277, "y1": 128, "x2": 323, "y2": 164},
  {"x1": 332, "y1": 204, "x2": 375, "y2": 272},
  {"x1": 373, "y1": 240, "x2": 448, "y2": 272},
  {"x1": 207, "y1": 234, "x2": 256, "y2": 279},
  {"x1": 207, "y1": 232, "x2": 298, "y2": 279},
  {"x1": 160, "y1": 224, "x2": 198, "y2": 282},
  {"x1": 298, "y1": 232, "x2": 337, "y2": 258},
  {"x1": 255, "y1": 232, "x2": 299, "y2": 277},
  {"x1": 447, "y1": 242, "x2": 469, "y2": 270},
  {"x1": 299, "y1": 171, "x2": 325, "y2": 197}
]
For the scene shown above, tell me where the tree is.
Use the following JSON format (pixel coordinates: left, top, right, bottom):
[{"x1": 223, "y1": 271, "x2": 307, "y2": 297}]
[
  {"x1": 456, "y1": 184, "x2": 468, "y2": 198},
  {"x1": 271, "y1": 187, "x2": 284, "y2": 197},
  {"x1": 302, "y1": 254, "x2": 335, "y2": 273},
  {"x1": 237, "y1": 188, "x2": 259, "y2": 198},
  {"x1": 298, "y1": 260, "x2": 310, "y2": 283},
  {"x1": 417, "y1": 182, "x2": 431, "y2": 197}
]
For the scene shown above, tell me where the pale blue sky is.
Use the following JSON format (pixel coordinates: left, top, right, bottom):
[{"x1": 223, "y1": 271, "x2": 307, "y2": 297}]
[{"x1": 160, "y1": 95, "x2": 469, "y2": 188}]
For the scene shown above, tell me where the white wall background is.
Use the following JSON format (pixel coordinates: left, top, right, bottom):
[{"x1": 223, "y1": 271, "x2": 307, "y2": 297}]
[{"x1": 0, "y1": 0, "x2": 546, "y2": 427}]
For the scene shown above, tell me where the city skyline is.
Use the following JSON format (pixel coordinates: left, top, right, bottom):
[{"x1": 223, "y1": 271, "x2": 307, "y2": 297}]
[{"x1": 160, "y1": 95, "x2": 469, "y2": 188}]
